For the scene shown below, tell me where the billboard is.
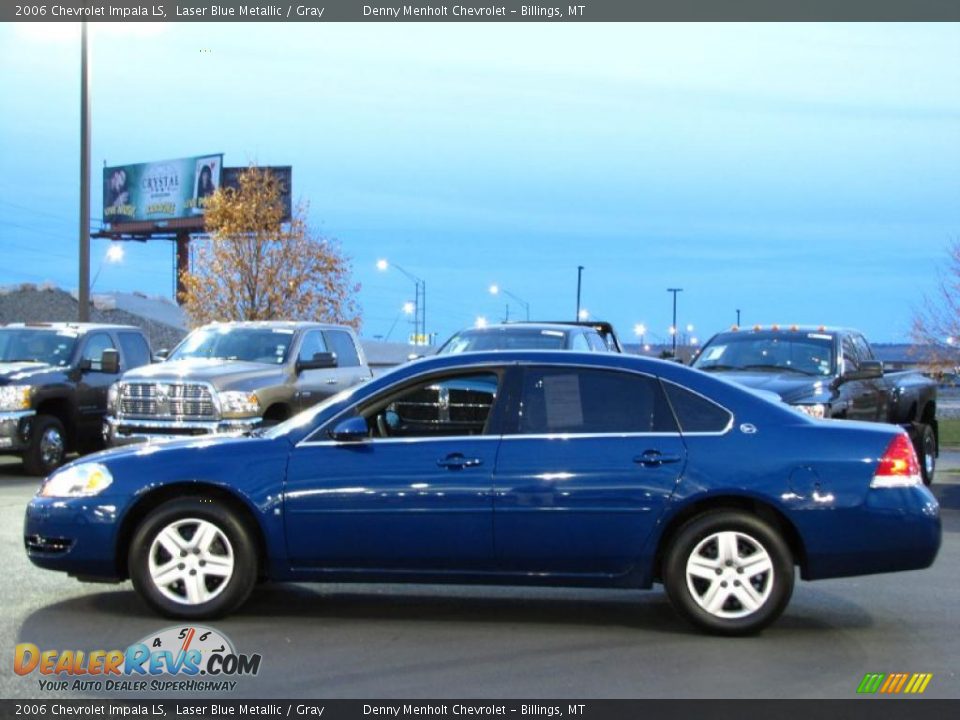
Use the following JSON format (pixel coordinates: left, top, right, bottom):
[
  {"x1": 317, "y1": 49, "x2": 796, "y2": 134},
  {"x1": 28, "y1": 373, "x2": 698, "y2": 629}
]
[
  {"x1": 103, "y1": 154, "x2": 223, "y2": 225},
  {"x1": 222, "y1": 166, "x2": 293, "y2": 222}
]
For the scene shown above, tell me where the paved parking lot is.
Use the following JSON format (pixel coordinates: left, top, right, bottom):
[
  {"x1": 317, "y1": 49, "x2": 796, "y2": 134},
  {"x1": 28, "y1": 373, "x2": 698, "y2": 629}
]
[{"x1": 2, "y1": 454, "x2": 958, "y2": 699}]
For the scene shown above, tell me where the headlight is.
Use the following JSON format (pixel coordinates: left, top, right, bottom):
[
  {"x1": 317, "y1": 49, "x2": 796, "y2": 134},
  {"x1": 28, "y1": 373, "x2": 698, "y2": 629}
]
[
  {"x1": 0, "y1": 385, "x2": 32, "y2": 412},
  {"x1": 794, "y1": 403, "x2": 828, "y2": 419},
  {"x1": 107, "y1": 383, "x2": 120, "y2": 414},
  {"x1": 218, "y1": 391, "x2": 260, "y2": 419},
  {"x1": 40, "y1": 463, "x2": 113, "y2": 498}
]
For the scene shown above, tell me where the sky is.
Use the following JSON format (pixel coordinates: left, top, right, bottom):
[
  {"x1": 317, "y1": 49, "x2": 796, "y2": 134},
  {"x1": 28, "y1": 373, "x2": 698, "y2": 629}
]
[{"x1": 0, "y1": 22, "x2": 958, "y2": 344}]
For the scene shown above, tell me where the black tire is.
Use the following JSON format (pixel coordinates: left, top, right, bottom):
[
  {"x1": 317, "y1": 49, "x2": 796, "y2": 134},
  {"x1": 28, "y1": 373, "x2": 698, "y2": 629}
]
[
  {"x1": 914, "y1": 423, "x2": 937, "y2": 486},
  {"x1": 128, "y1": 496, "x2": 259, "y2": 619},
  {"x1": 23, "y1": 415, "x2": 67, "y2": 477},
  {"x1": 663, "y1": 510, "x2": 794, "y2": 635}
]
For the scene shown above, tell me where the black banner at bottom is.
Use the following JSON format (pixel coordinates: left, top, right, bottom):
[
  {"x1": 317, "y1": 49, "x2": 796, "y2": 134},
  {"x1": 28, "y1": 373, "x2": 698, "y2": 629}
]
[{"x1": 0, "y1": 700, "x2": 958, "y2": 720}]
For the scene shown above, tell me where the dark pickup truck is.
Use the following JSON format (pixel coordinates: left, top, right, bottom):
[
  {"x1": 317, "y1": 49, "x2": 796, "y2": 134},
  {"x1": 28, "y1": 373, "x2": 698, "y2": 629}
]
[
  {"x1": 106, "y1": 321, "x2": 372, "y2": 444},
  {"x1": 691, "y1": 325, "x2": 939, "y2": 484},
  {"x1": 0, "y1": 323, "x2": 153, "y2": 475}
]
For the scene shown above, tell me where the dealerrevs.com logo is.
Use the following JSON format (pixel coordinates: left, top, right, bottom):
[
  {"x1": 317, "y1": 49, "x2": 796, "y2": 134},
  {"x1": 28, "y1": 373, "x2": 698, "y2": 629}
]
[
  {"x1": 857, "y1": 672, "x2": 934, "y2": 695},
  {"x1": 14, "y1": 625, "x2": 261, "y2": 693}
]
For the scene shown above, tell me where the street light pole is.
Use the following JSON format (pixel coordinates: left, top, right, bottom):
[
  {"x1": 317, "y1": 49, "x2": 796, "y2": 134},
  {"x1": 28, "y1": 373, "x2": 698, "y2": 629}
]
[
  {"x1": 576, "y1": 265, "x2": 584, "y2": 321},
  {"x1": 78, "y1": 21, "x2": 91, "y2": 322},
  {"x1": 379, "y1": 260, "x2": 426, "y2": 345},
  {"x1": 667, "y1": 288, "x2": 683, "y2": 355},
  {"x1": 736, "y1": 308, "x2": 741, "y2": 326}
]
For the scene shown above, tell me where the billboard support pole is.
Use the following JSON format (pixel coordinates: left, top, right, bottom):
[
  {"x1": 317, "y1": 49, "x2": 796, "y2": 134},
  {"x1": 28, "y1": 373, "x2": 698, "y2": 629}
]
[
  {"x1": 78, "y1": 21, "x2": 91, "y2": 322},
  {"x1": 176, "y1": 232, "x2": 190, "y2": 305}
]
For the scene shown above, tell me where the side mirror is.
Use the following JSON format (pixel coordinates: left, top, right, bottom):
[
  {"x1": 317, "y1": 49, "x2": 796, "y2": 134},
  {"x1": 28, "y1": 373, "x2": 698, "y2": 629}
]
[
  {"x1": 100, "y1": 348, "x2": 120, "y2": 375},
  {"x1": 153, "y1": 348, "x2": 169, "y2": 362},
  {"x1": 843, "y1": 360, "x2": 883, "y2": 382},
  {"x1": 328, "y1": 416, "x2": 368, "y2": 442},
  {"x1": 296, "y1": 351, "x2": 337, "y2": 373}
]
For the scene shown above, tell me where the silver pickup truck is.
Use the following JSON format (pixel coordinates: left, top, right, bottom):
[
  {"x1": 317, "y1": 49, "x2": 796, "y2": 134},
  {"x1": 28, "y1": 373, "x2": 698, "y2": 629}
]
[{"x1": 106, "y1": 321, "x2": 371, "y2": 444}]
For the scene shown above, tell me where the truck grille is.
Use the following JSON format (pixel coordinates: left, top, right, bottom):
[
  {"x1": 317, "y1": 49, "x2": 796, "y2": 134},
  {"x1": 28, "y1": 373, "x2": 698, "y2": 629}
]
[{"x1": 119, "y1": 382, "x2": 217, "y2": 420}]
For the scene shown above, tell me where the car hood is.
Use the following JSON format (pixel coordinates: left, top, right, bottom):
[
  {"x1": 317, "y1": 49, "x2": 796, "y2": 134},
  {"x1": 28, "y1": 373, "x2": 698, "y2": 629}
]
[
  {"x1": 0, "y1": 361, "x2": 61, "y2": 385},
  {"x1": 706, "y1": 371, "x2": 833, "y2": 404},
  {"x1": 120, "y1": 358, "x2": 286, "y2": 389}
]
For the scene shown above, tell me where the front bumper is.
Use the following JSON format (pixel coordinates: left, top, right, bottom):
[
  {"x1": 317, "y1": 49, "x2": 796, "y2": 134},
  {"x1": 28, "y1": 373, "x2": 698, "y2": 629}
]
[
  {"x1": 24, "y1": 494, "x2": 126, "y2": 579},
  {"x1": 0, "y1": 409, "x2": 35, "y2": 453},
  {"x1": 105, "y1": 415, "x2": 261, "y2": 446}
]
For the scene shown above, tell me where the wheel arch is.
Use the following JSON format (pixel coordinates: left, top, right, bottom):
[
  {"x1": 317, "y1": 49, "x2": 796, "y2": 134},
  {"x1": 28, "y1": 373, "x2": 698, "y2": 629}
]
[
  {"x1": 262, "y1": 402, "x2": 292, "y2": 424},
  {"x1": 114, "y1": 481, "x2": 268, "y2": 580},
  {"x1": 33, "y1": 397, "x2": 77, "y2": 448},
  {"x1": 653, "y1": 494, "x2": 808, "y2": 582}
]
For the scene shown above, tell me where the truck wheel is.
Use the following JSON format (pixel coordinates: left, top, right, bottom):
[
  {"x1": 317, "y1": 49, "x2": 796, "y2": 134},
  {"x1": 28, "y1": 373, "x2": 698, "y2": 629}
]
[
  {"x1": 663, "y1": 510, "x2": 794, "y2": 635},
  {"x1": 128, "y1": 496, "x2": 259, "y2": 619},
  {"x1": 915, "y1": 423, "x2": 937, "y2": 486},
  {"x1": 23, "y1": 415, "x2": 67, "y2": 477}
]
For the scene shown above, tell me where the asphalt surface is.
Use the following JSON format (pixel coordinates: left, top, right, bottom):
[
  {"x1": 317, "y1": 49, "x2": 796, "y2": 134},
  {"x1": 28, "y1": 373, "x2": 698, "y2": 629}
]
[{"x1": 1, "y1": 453, "x2": 958, "y2": 700}]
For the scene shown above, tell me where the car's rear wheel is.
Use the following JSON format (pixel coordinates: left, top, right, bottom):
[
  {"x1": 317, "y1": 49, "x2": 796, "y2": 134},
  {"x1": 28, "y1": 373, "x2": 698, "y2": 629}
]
[
  {"x1": 663, "y1": 510, "x2": 794, "y2": 635},
  {"x1": 129, "y1": 497, "x2": 258, "y2": 619},
  {"x1": 915, "y1": 423, "x2": 937, "y2": 486}
]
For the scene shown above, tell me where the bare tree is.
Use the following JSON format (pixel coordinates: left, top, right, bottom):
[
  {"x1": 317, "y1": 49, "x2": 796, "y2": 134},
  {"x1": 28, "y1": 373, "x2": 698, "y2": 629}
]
[
  {"x1": 911, "y1": 239, "x2": 960, "y2": 370},
  {"x1": 182, "y1": 166, "x2": 361, "y2": 328}
]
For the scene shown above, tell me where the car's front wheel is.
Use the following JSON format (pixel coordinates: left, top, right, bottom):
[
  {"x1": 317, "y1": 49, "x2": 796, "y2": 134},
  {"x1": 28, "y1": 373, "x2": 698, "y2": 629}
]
[
  {"x1": 128, "y1": 496, "x2": 259, "y2": 619},
  {"x1": 663, "y1": 510, "x2": 794, "y2": 635}
]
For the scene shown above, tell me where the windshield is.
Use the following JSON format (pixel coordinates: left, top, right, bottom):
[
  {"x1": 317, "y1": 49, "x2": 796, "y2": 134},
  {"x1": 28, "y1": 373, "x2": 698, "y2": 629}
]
[
  {"x1": 0, "y1": 329, "x2": 77, "y2": 367},
  {"x1": 168, "y1": 327, "x2": 295, "y2": 364},
  {"x1": 693, "y1": 332, "x2": 836, "y2": 377},
  {"x1": 438, "y1": 328, "x2": 568, "y2": 354}
]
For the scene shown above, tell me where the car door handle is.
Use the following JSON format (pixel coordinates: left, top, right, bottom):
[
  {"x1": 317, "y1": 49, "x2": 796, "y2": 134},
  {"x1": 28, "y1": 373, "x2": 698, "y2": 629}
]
[
  {"x1": 634, "y1": 450, "x2": 683, "y2": 467},
  {"x1": 325, "y1": 378, "x2": 339, "y2": 385},
  {"x1": 437, "y1": 453, "x2": 483, "y2": 470}
]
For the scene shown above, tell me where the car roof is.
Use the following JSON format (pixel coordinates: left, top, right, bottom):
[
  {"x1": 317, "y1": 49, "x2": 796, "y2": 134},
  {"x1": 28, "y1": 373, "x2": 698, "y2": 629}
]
[
  {"x1": 457, "y1": 323, "x2": 587, "y2": 334},
  {"x1": 196, "y1": 321, "x2": 353, "y2": 332},
  {"x1": 709, "y1": 325, "x2": 860, "y2": 339},
  {"x1": 0, "y1": 322, "x2": 139, "y2": 333},
  {"x1": 406, "y1": 349, "x2": 669, "y2": 374}
]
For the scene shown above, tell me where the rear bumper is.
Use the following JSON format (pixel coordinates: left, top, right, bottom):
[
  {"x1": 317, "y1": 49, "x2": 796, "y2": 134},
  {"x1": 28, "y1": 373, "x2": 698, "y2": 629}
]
[
  {"x1": 106, "y1": 415, "x2": 260, "y2": 446},
  {"x1": 802, "y1": 485, "x2": 941, "y2": 580},
  {"x1": 0, "y1": 410, "x2": 34, "y2": 453}
]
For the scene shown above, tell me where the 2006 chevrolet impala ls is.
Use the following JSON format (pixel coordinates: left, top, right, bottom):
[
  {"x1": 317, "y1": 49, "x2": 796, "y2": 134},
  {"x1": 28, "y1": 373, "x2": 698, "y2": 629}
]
[{"x1": 24, "y1": 351, "x2": 940, "y2": 634}]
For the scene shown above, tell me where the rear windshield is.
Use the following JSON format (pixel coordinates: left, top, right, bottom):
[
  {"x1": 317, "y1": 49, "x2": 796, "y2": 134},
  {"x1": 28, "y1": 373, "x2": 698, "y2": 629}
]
[
  {"x1": 438, "y1": 329, "x2": 568, "y2": 354},
  {"x1": 168, "y1": 327, "x2": 295, "y2": 364},
  {"x1": 0, "y1": 329, "x2": 77, "y2": 367},
  {"x1": 693, "y1": 332, "x2": 836, "y2": 377}
]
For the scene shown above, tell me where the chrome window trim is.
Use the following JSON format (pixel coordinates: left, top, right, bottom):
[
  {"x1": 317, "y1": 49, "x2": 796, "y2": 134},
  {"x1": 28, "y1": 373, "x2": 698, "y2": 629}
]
[
  {"x1": 295, "y1": 359, "x2": 736, "y2": 447},
  {"x1": 660, "y1": 378, "x2": 734, "y2": 436}
]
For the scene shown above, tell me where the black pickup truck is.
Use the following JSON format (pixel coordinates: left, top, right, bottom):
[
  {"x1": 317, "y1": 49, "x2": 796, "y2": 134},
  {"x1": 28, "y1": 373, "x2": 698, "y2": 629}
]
[
  {"x1": 0, "y1": 323, "x2": 152, "y2": 475},
  {"x1": 691, "y1": 326, "x2": 939, "y2": 484}
]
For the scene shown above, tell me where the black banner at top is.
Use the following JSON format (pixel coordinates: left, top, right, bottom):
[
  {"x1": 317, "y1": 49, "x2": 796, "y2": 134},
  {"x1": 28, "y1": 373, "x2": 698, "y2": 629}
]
[{"x1": 4, "y1": 0, "x2": 960, "y2": 22}]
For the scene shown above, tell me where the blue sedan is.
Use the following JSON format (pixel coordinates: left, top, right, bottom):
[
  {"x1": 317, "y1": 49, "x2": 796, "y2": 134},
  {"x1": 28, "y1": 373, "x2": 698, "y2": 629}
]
[{"x1": 24, "y1": 352, "x2": 940, "y2": 634}]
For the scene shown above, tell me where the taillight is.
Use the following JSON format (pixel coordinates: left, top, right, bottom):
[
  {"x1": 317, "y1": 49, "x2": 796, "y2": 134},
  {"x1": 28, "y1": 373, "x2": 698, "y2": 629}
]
[{"x1": 871, "y1": 433, "x2": 922, "y2": 488}]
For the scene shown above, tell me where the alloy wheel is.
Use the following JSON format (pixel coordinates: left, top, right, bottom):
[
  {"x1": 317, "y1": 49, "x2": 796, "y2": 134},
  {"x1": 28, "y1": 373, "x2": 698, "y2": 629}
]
[
  {"x1": 148, "y1": 518, "x2": 235, "y2": 605},
  {"x1": 685, "y1": 530, "x2": 774, "y2": 619}
]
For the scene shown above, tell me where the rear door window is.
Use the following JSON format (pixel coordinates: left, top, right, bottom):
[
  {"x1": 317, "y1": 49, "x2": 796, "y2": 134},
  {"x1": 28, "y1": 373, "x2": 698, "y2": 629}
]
[
  {"x1": 515, "y1": 367, "x2": 676, "y2": 434},
  {"x1": 662, "y1": 381, "x2": 732, "y2": 433}
]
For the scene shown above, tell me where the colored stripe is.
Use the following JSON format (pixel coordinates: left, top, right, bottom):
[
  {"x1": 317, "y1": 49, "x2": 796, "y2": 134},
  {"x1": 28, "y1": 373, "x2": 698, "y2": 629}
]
[
  {"x1": 880, "y1": 674, "x2": 897, "y2": 693},
  {"x1": 858, "y1": 673, "x2": 885, "y2": 694},
  {"x1": 904, "y1": 675, "x2": 919, "y2": 694},
  {"x1": 893, "y1": 674, "x2": 909, "y2": 693},
  {"x1": 917, "y1": 674, "x2": 933, "y2": 694}
]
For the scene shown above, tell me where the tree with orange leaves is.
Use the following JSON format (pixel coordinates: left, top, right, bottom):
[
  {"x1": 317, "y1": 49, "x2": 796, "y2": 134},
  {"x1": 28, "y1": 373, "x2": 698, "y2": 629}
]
[{"x1": 181, "y1": 166, "x2": 360, "y2": 329}]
